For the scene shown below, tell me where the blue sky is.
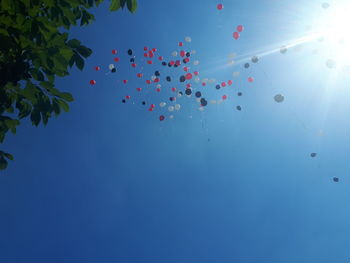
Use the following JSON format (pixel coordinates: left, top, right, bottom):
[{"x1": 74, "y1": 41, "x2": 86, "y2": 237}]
[{"x1": 1, "y1": 0, "x2": 350, "y2": 262}]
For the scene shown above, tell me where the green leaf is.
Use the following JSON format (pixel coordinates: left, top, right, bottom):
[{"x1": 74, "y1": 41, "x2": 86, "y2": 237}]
[
  {"x1": 127, "y1": 0, "x2": 137, "y2": 13},
  {"x1": 67, "y1": 38, "x2": 81, "y2": 48},
  {"x1": 60, "y1": 92, "x2": 74, "y2": 102},
  {"x1": 109, "y1": 0, "x2": 121, "y2": 11},
  {"x1": 76, "y1": 45, "x2": 92, "y2": 58},
  {"x1": 57, "y1": 99, "x2": 69, "y2": 112},
  {"x1": 4, "y1": 152, "x2": 14, "y2": 161},
  {"x1": 0, "y1": 157, "x2": 8, "y2": 170},
  {"x1": 74, "y1": 53, "x2": 84, "y2": 70},
  {"x1": 30, "y1": 110, "x2": 41, "y2": 126}
]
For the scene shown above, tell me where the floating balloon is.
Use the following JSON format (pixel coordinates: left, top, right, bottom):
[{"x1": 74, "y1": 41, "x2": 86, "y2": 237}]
[
  {"x1": 193, "y1": 60, "x2": 199, "y2": 65},
  {"x1": 159, "y1": 115, "x2": 165, "y2": 121},
  {"x1": 310, "y1": 153, "x2": 317, "y2": 158},
  {"x1": 274, "y1": 94, "x2": 284, "y2": 103},
  {"x1": 185, "y1": 89, "x2": 192, "y2": 95},
  {"x1": 222, "y1": 95, "x2": 227, "y2": 100},
  {"x1": 112, "y1": 49, "x2": 117, "y2": 55},
  {"x1": 228, "y1": 80, "x2": 233, "y2": 85},
  {"x1": 109, "y1": 64, "x2": 115, "y2": 70},
  {"x1": 195, "y1": 91, "x2": 202, "y2": 98},
  {"x1": 179, "y1": 42, "x2": 183, "y2": 47},
  {"x1": 114, "y1": 57, "x2": 120, "y2": 62},
  {"x1": 127, "y1": 49, "x2": 133, "y2": 56},
  {"x1": 244, "y1": 63, "x2": 250, "y2": 69},
  {"x1": 169, "y1": 115, "x2": 174, "y2": 119},
  {"x1": 251, "y1": 56, "x2": 259, "y2": 63},
  {"x1": 200, "y1": 98, "x2": 208, "y2": 106},
  {"x1": 216, "y1": 84, "x2": 221, "y2": 90},
  {"x1": 160, "y1": 102, "x2": 166, "y2": 107},
  {"x1": 168, "y1": 106, "x2": 175, "y2": 112},
  {"x1": 333, "y1": 177, "x2": 339, "y2": 182},
  {"x1": 95, "y1": 66, "x2": 100, "y2": 71},
  {"x1": 185, "y1": 36, "x2": 192, "y2": 42},
  {"x1": 89, "y1": 80, "x2": 96, "y2": 85},
  {"x1": 322, "y1": 2, "x2": 330, "y2": 9},
  {"x1": 237, "y1": 92, "x2": 242, "y2": 96},
  {"x1": 233, "y1": 32, "x2": 240, "y2": 40},
  {"x1": 111, "y1": 68, "x2": 116, "y2": 73},
  {"x1": 237, "y1": 25, "x2": 244, "y2": 32},
  {"x1": 180, "y1": 75, "x2": 186, "y2": 82},
  {"x1": 280, "y1": 46, "x2": 288, "y2": 54},
  {"x1": 172, "y1": 51, "x2": 178, "y2": 57},
  {"x1": 185, "y1": 73, "x2": 193, "y2": 80},
  {"x1": 248, "y1": 77, "x2": 254, "y2": 83},
  {"x1": 217, "y1": 3, "x2": 224, "y2": 10},
  {"x1": 236, "y1": 105, "x2": 242, "y2": 111},
  {"x1": 175, "y1": 104, "x2": 181, "y2": 110}
]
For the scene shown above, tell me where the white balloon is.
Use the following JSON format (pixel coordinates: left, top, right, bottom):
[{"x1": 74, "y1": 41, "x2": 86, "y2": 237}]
[
  {"x1": 185, "y1": 36, "x2": 192, "y2": 42},
  {"x1": 191, "y1": 50, "x2": 196, "y2": 54},
  {"x1": 109, "y1": 64, "x2": 115, "y2": 70},
  {"x1": 160, "y1": 102, "x2": 166, "y2": 107},
  {"x1": 175, "y1": 104, "x2": 181, "y2": 110},
  {"x1": 168, "y1": 106, "x2": 174, "y2": 112},
  {"x1": 198, "y1": 107, "x2": 205, "y2": 111},
  {"x1": 196, "y1": 98, "x2": 201, "y2": 103},
  {"x1": 193, "y1": 60, "x2": 199, "y2": 65},
  {"x1": 177, "y1": 92, "x2": 183, "y2": 97},
  {"x1": 169, "y1": 115, "x2": 174, "y2": 119},
  {"x1": 172, "y1": 51, "x2": 178, "y2": 57},
  {"x1": 156, "y1": 84, "x2": 161, "y2": 88},
  {"x1": 151, "y1": 75, "x2": 156, "y2": 81}
]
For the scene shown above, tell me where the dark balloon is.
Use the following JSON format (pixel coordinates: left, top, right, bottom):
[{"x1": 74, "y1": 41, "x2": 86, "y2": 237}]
[
  {"x1": 186, "y1": 52, "x2": 190, "y2": 57},
  {"x1": 127, "y1": 49, "x2": 132, "y2": 56},
  {"x1": 170, "y1": 97, "x2": 175, "y2": 101},
  {"x1": 244, "y1": 63, "x2": 250, "y2": 68},
  {"x1": 122, "y1": 99, "x2": 126, "y2": 103},
  {"x1": 179, "y1": 91, "x2": 183, "y2": 96},
  {"x1": 174, "y1": 64, "x2": 178, "y2": 68},
  {"x1": 333, "y1": 177, "x2": 339, "y2": 182},
  {"x1": 216, "y1": 84, "x2": 221, "y2": 90},
  {"x1": 162, "y1": 62, "x2": 167, "y2": 66},
  {"x1": 155, "y1": 71, "x2": 160, "y2": 76},
  {"x1": 200, "y1": 98, "x2": 208, "y2": 106},
  {"x1": 238, "y1": 92, "x2": 242, "y2": 96},
  {"x1": 236, "y1": 105, "x2": 242, "y2": 111},
  {"x1": 185, "y1": 89, "x2": 192, "y2": 95},
  {"x1": 142, "y1": 101, "x2": 146, "y2": 105},
  {"x1": 183, "y1": 59, "x2": 187, "y2": 63},
  {"x1": 166, "y1": 76, "x2": 171, "y2": 82},
  {"x1": 130, "y1": 58, "x2": 135, "y2": 63},
  {"x1": 251, "y1": 56, "x2": 259, "y2": 63},
  {"x1": 168, "y1": 62, "x2": 172, "y2": 67},
  {"x1": 111, "y1": 68, "x2": 117, "y2": 73},
  {"x1": 310, "y1": 153, "x2": 317, "y2": 158},
  {"x1": 195, "y1": 91, "x2": 202, "y2": 98},
  {"x1": 180, "y1": 75, "x2": 186, "y2": 82}
]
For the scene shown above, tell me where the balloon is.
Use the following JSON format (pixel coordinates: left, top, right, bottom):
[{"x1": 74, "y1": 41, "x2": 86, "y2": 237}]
[
  {"x1": 178, "y1": 91, "x2": 183, "y2": 97},
  {"x1": 146, "y1": 80, "x2": 151, "y2": 84},
  {"x1": 147, "y1": 60, "x2": 153, "y2": 64},
  {"x1": 175, "y1": 60, "x2": 181, "y2": 66},
  {"x1": 130, "y1": 58, "x2": 135, "y2": 63},
  {"x1": 184, "y1": 57, "x2": 190, "y2": 63},
  {"x1": 326, "y1": 59, "x2": 336, "y2": 69},
  {"x1": 122, "y1": 99, "x2": 126, "y2": 103},
  {"x1": 137, "y1": 73, "x2": 143, "y2": 78},
  {"x1": 237, "y1": 25, "x2": 244, "y2": 32},
  {"x1": 127, "y1": 49, "x2": 132, "y2": 56},
  {"x1": 221, "y1": 82, "x2": 226, "y2": 87},
  {"x1": 159, "y1": 115, "x2": 165, "y2": 121},
  {"x1": 180, "y1": 50, "x2": 186, "y2": 57},
  {"x1": 185, "y1": 73, "x2": 193, "y2": 80},
  {"x1": 310, "y1": 153, "x2": 317, "y2": 158},
  {"x1": 185, "y1": 89, "x2": 192, "y2": 95},
  {"x1": 168, "y1": 106, "x2": 175, "y2": 112},
  {"x1": 248, "y1": 77, "x2": 254, "y2": 83},
  {"x1": 148, "y1": 108, "x2": 154, "y2": 112},
  {"x1": 193, "y1": 60, "x2": 199, "y2": 65},
  {"x1": 142, "y1": 101, "x2": 146, "y2": 105},
  {"x1": 151, "y1": 104, "x2": 155, "y2": 108},
  {"x1": 171, "y1": 87, "x2": 176, "y2": 92},
  {"x1": 179, "y1": 42, "x2": 184, "y2": 47},
  {"x1": 186, "y1": 83, "x2": 191, "y2": 88},
  {"x1": 180, "y1": 75, "x2": 186, "y2": 82},
  {"x1": 194, "y1": 77, "x2": 200, "y2": 83},
  {"x1": 217, "y1": 3, "x2": 224, "y2": 10},
  {"x1": 158, "y1": 56, "x2": 164, "y2": 61},
  {"x1": 123, "y1": 80, "x2": 128, "y2": 84},
  {"x1": 322, "y1": 2, "x2": 330, "y2": 9},
  {"x1": 151, "y1": 75, "x2": 156, "y2": 81},
  {"x1": 185, "y1": 36, "x2": 192, "y2": 42},
  {"x1": 195, "y1": 91, "x2": 202, "y2": 98},
  {"x1": 169, "y1": 97, "x2": 176, "y2": 102},
  {"x1": 162, "y1": 62, "x2": 167, "y2": 66},
  {"x1": 222, "y1": 95, "x2": 227, "y2": 100},
  {"x1": 109, "y1": 64, "x2": 115, "y2": 70},
  {"x1": 333, "y1": 177, "x2": 339, "y2": 182},
  {"x1": 228, "y1": 80, "x2": 233, "y2": 85},
  {"x1": 89, "y1": 80, "x2": 96, "y2": 85},
  {"x1": 274, "y1": 94, "x2": 284, "y2": 103},
  {"x1": 144, "y1": 53, "x2": 148, "y2": 57},
  {"x1": 95, "y1": 66, "x2": 100, "y2": 71},
  {"x1": 152, "y1": 48, "x2": 157, "y2": 52},
  {"x1": 172, "y1": 51, "x2": 178, "y2": 57},
  {"x1": 202, "y1": 82, "x2": 206, "y2": 86},
  {"x1": 200, "y1": 98, "x2": 208, "y2": 106},
  {"x1": 236, "y1": 105, "x2": 242, "y2": 111},
  {"x1": 244, "y1": 63, "x2": 250, "y2": 68},
  {"x1": 156, "y1": 88, "x2": 161, "y2": 92},
  {"x1": 166, "y1": 76, "x2": 171, "y2": 82},
  {"x1": 125, "y1": 95, "x2": 131, "y2": 99},
  {"x1": 175, "y1": 104, "x2": 181, "y2": 110},
  {"x1": 186, "y1": 52, "x2": 191, "y2": 57},
  {"x1": 237, "y1": 92, "x2": 242, "y2": 96},
  {"x1": 280, "y1": 46, "x2": 288, "y2": 54},
  {"x1": 112, "y1": 49, "x2": 117, "y2": 55},
  {"x1": 183, "y1": 67, "x2": 189, "y2": 72},
  {"x1": 169, "y1": 115, "x2": 174, "y2": 119},
  {"x1": 114, "y1": 57, "x2": 120, "y2": 62},
  {"x1": 155, "y1": 71, "x2": 160, "y2": 76},
  {"x1": 251, "y1": 56, "x2": 259, "y2": 63},
  {"x1": 143, "y1": 46, "x2": 148, "y2": 51},
  {"x1": 233, "y1": 32, "x2": 240, "y2": 40},
  {"x1": 160, "y1": 102, "x2": 166, "y2": 107},
  {"x1": 131, "y1": 63, "x2": 136, "y2": 68},
  {"x1": 111, "y1": 68, "x2": 116, "y2": 73},
  {"x1": 194, "y1": 71, "x2": 199, "y2": 76},
  {"x1": 216, "y1": 84, "x2": 221, "y2": 90},
  {"x1": 156, "y1": 84, "x2": 161, "y2": 88},
  {"x1": 191, "y1": 50, "x2": 196, "y2": 54},
  {"x1": 136, "y1": 88, "x2": 142, "y2": 92}
]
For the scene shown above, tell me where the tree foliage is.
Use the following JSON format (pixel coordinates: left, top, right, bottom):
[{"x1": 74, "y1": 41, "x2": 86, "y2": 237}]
[{"x1": 0, "y1": 0, "x2": 137, "y2": 170}]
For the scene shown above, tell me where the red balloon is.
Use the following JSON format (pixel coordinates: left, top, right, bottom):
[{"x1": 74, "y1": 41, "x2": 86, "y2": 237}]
[
  {"x1": 143, "y1": 46, "x2": 148, "y2": 51},
  {"x1": 89, "y1": 80, "x2": 96, "y2": 85},
  {"x1": 171, "y1": 87, "x2": 177, "y2": 92},
  {"x1": 159, "y1": 115, "x2": 165, "y2": 121},
  {"x1": 175, "y1": 60, "x2": 181, "y2": 66},
  {"x1": 221, "y1": 82, "x2": 226, "y2": 87},
  {"x1": 170, "y1": 61, "x2": 175, "y2": 65},
  {"x1": 179, "y1": 42, "x2": 183, "y2": 47},
  {"x1": 125, "y1": 95, "x2": 131, "y2": 99},
  {"x1": 217, "y1": 3, "x2": 224, "y2": 10},
  {"x1": 180, "y1": 50, "x2": 186, "y2": 57},
  {"x1": 144, "y1": 53, "x2": 148, "y2": 57},
  {"x1": 154, "y1": 78, "x2": 160, "y2": 83},
  {"x1": 114, "y1": 57, "x2": 120, "y2": 62},
  {"x1": 248, "y1": 77, "x2": 254, "y2": 83},
  {"x1": 137, "y1": 73, "x2": 143, "y2": 78},
  {"x1": 186, "y1": 83, "x2": 192, "y2": 88},
  {"x1": 233, "y1": 32, "x2": 240, "y2": 40},
  {"x1": 183, "y1": 67, "x2": 189, "y2": 72},
  {"x1": 184, "y1": 57, "x2": 190, "y2": 63},
  {"x1": 194, "y1": 71, "x2": 199, "y2": 75},
  {"x1": 222, "y1": 95, "x2": 227, "y2": 100},
  {"x1": 131, "y1": 63, "x2": 137, "y2": 68},
  {"x1": 158, "y1": 56, "x2": 163, "y2": 61},
  {"x1": 147, "y1": 60, "x2": 153, "y2": 64},
  {"x1": 185, "y1": 73, "x2": 193, "y2": 80},
  {"x1": 149, "y1": 52, "x2": 154, "y2": 58},
  {"x1": 123, "y1": 80, "x2": 128, "y2": 84},
  {"x1": 146, "y1": 80, "x2": 151, "y2": 84},
  {"x1": 156, "y1": 88, "x2": 161, "y2": 92},
  {"x1": 237, "y1": 25, "x2": 244, "y2": 32},
  {"x1": 151, "y1": 104, "x2": 155, "y2": 108},
  {"x1": 112, "y1": 49, "x2": 117, "y2": 55},
  {"x1": 228, "y1": 80, "x2": 233, "y2": 85},
  {"x1": 148, "y1": 108, "x2": 153, "y2": 112},
  {"x1": 152, "y1": 48, "x2": 157, "y2": 52},
  {"x1": 95, "y1": 66, "x2": 100, "y2": 71},
  {"x1": 136, "y1": 88, "x2": 142, "y2": 92}
]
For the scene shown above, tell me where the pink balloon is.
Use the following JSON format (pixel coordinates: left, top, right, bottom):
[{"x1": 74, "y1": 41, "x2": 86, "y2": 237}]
[
  {"x1": 233, "y1": 32, "x2": 240, "y2": 40},
  {"x1": 185, "y1": 73, "x2": 193, "y2": 80},
  {"x1": 237, "y1": 25, "x2": 244, "y2": 32},
  {"x1": 179, "y1": 42, "x2": 183, "y2": 47},
  {"x1": 248, "y1": 77, "x2": 254, "y2": 83},
  {"x1": 221, "y1": 82, "x2": 226, "y2": 87},
  {"x1": 217, "y1": 4, "x2": 224, "y2": 10},
  {"x1": 228, "y1": 80, "x2": 233, "y2": 85},
  {"x1": 222, "y1": 95, "x2": 227, "y2": 100}
]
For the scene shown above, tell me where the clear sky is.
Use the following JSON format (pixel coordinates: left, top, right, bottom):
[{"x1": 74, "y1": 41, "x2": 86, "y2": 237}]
[{"x1": 2, "y1": 0, "x2": 350, "y2": 262}]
